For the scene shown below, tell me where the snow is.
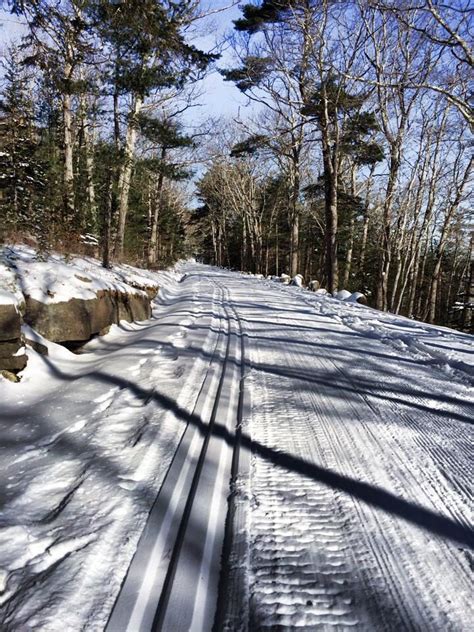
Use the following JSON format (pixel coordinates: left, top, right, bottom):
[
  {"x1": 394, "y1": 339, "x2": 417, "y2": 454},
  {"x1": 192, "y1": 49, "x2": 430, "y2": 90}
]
[
  {"x1": 0, "y1": 260, "x2": 472, "y2": 631},
  {"x1": 219, "y1": 270, "x2": 473, "y2": 630},
  {"x1": 334, "y1": 289, "x2": 353, "y2": 300},
  {"x1": 0, "y1": 261, "x2": 23, "y2": 307},
  {"x1": 0, "y1": 245, "x2": 160, "y2": 305},
  {"x1": 290, "y1": 274, "x2": 304, "y2": 287},
  {"x1": 0, "y1": 265, "x2": 211, "y2": 630},
  {"x1": 0, "y1": 289, "x2": 18, "y2": 307}
]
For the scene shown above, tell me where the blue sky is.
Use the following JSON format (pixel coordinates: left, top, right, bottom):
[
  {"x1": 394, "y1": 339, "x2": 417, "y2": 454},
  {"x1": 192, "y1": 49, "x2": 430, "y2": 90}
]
[
  {"x1": 190, "y1": 1, "x2": 248, "y2": 120},
  {"x1": 0, "y1": 2, "x2": 248, "y2": 121}
]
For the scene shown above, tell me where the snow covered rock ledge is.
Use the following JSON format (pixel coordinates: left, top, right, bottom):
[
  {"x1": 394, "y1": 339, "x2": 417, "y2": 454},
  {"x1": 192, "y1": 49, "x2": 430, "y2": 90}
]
[
  {"x1": 23, "y1": 289, "x2": 152, "y2": 344},
  {"x1": 0, "y1": 246, "x2": 161, "y2": 366},
  {"x1": 0, "y1": 291, "x2": 27, "y2": 375}
]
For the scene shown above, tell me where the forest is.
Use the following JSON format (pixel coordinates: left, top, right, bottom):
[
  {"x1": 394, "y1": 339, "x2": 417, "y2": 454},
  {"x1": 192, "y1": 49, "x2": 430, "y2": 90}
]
[{"x1": 0, "y1": 0, "x2": 472, "y2": 329}]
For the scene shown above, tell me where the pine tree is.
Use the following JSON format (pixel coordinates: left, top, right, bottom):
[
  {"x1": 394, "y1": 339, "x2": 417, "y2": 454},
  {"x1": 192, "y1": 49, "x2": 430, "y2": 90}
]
[
  {"x1": 302, "y1": 77, "x2": 383, "y2": 291},
  {"x1": 90, "y1": 0, "x2": 216, "y2": 259},
  {"x1": 0, "y1": 46, "x2": 46, "y2": 242},
  {"x1": 137, "y1": 115, "x2": 194, "y2": 265}
]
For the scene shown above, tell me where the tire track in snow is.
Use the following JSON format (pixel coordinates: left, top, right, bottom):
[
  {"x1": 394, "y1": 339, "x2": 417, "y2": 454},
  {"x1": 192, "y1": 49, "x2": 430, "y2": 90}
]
[{"x1": 221, "y1": 278, "x2": 472, "y2": 631}]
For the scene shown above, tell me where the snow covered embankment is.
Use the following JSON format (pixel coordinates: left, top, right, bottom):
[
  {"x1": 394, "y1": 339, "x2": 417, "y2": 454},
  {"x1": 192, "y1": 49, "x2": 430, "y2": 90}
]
[
  {"x1": 0, "y1": 246, "x2": 162, "y2": 375},
  {"x1": 0, "y1": 258, "x2": 199, "y2": 630}
]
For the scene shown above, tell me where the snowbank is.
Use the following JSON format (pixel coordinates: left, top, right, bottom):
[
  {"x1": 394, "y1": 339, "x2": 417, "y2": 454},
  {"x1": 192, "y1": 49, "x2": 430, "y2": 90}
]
[
  {"x1": 0, "y1": 246, "x2": 175, "y2": 353},
  {"x1": 1, "y1": 245, "x2": 160, "y2": 304}
]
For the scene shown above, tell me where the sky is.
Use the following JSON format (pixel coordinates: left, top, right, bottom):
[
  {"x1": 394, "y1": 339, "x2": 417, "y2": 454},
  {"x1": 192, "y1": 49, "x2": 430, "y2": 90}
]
[
  {"x1": 0, "y1": 1, "x2": 248, "y2": 121},
  {"x1": 188, "y1": 1, "x2": 249, "y2": 121}
]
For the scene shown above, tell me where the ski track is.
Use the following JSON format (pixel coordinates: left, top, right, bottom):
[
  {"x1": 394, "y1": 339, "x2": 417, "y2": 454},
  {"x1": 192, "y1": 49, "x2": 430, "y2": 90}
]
[
  {"x1": 0, "y1": 275, "x2": 224, "y2": 630},
  {"x1": 219, "y1": 273, "x2": 473, "y2": 632},
  {"x1": 1, "y1": 266, "x2": 472, "y2": 631}
]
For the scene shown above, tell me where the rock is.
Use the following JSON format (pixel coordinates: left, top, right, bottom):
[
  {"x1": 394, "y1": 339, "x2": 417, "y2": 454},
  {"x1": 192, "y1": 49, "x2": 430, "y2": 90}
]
[
  {"x1": 129, "y1": 284, "x2": 158, "y2": 300},
  {"x1": 24, "y1": 289, "x2": 152, "y2": 343},
  {"x1": 334, "y1": 289, "x2": 352, "y2": 301},
  {"x1": 0, "y1": 353, "x2": 27, "y2": 371},
  {"x1": 280, "y1": 274, "x2": 291, "y2": 285},
  {"x1": 290, "y1": 274, "x2": 304, "y2": 287},
  {"x1": 0, "y1": 302, "x2": 21, "y2": 341},
  {"x1": 117, "y1": 292, "x2": 151, "y2": 322},
  {"x1": 349, "y1": 292, "x2": 367, "y2": 305},
  {"x1": 74, "y1": 274, "x2": 92, "y2": 283},
  {"x1": 25, "y1": 337, "x2": 49, "y2": 356},
  {"x1": 308, "y1": 280, "x2": 320, "y2": 291},
  {"x1": 0, "y1": 369, "x2": 20, "y2": 382},
  {"x1": 0, "y1": 339, "x2": 22, "y2": 355}
]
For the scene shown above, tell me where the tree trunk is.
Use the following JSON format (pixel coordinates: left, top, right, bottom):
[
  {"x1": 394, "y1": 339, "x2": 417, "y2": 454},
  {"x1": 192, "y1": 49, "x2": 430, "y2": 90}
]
[
  {"x1": 290, "y1": 213, "x2": 299, "y2": 276},
  {"x1": 115, "y1": 94, "x2": 143, "y2": 259},
  {"x1": 289, "y1": 163, "x2": 301, "y2": 276},
  {"x1": 102, "y1": 169, "x2": 115, "y2": 269},
  {"x1": 83, "y1": 108, "x2": 97, "y2": 232},
  {"x1": 376, "y1": 144, "x2": 400, "y2": 311},
  {"x1": 343, "y1": 216, "x2": 354, "y2": 289},
  {"x1": 147, "y1": 149, "x2": 166, "y2": 267},
  {"x1": 63, "y1": 88, "x2": 75, "y2": 223},
  {"x1": 275, "y1": 223, "x2": 279, "y2": 276},
  {"x1": 426, "y1": 159, "x2": 472, "y2": 323},
  {"x1": 113, "y1": 89, "x2": 121, "y2": 152},
  {"x1": 323, "y1": 145, "x2": 339, "y2": 294}
]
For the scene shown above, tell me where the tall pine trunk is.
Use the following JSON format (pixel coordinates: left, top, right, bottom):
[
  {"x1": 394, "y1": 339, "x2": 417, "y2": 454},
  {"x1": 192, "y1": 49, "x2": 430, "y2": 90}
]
[
  {"x1": 147, "y1": 149, "x2": 166, "y2": 267},
  {"x1": 63, "y1": 87, "x2": 75, "y2": 223},
  {"x1": 322, "y1": 142, "x2": 339, "y2": 294},
  {"x1": 115, "y1": 94, "x2": 143, "y2": 259}
]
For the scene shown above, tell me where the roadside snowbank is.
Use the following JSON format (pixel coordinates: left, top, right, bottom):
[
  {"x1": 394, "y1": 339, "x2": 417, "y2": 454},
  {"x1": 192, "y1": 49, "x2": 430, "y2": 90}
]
[
  {"x1": 0, "y1": 246, "x2": 184, "y2": 362},
  {"x1": 0, "y1": 262, "x2": 206, "y2": 630},
  {"x1": 0, "y1": 245, "x2": 160, "y2": 304}
]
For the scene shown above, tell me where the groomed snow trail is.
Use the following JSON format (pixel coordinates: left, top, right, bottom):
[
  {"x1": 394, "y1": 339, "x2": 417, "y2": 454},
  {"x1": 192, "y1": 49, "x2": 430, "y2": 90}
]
[
  {"x1": 1, "y1": 265, "x2": 472, "y2": 631},
  {"x1": 203, "y1": 269, "x2": 472, "y2": 632},
  {"x1": 107, "y1": 278, "x2": 247, "y2": 632}
]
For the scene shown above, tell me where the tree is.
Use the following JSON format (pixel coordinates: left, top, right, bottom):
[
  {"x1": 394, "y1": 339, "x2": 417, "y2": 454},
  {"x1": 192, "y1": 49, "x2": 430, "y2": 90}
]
[
  {"x1": 302, "y1": 78, "x2": 382, "y2": 292},
  {"x1": 90, "y1": 0, "x2": 215, "y2": 259},
  {"x1": 137, "y1": 115, "x2": 194, "y2": 266},
  {"x1": 368, "y1": 0, "x2": 473, "y2": 127},
  {"x1": 224, "y1": 0, "x2": 316, "y2": 275},
  {"x1": 11, "y1": 0, "x2": 93, "y2": 224},
  {"x1": 0, "y1": 45, "x2": 46, "y2": 241}
]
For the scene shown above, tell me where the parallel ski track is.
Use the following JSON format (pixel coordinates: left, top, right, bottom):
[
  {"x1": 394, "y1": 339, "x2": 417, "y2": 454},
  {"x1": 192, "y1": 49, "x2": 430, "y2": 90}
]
[
  {"x1": 152, "y1": 280, "x2": 246, "y2": 631},
  {"x1": 108, "y1": 276, "x2": 248, "y2": 632},
  {"x1": 213, "y1": 288, "x2": 248, "y2": 631},
  {"x1": 150, "y1": 280, "x2": 232, "y2": 630},
  {"x1": 106, "y1": 279, "x2": 226, "y2": 631}
]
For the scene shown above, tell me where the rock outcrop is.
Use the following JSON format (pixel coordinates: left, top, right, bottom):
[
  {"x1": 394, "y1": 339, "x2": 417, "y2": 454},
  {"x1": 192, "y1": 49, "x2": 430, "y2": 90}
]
[
  {"x1": 23, "y1": 289, "x2": 153, "y2": 344},
  {"x1": 0, "y1": 246, "x2": 161, "y2": 375},
  {"x1": 0, "y1": 296, "x2": 27, "y2": 373}
]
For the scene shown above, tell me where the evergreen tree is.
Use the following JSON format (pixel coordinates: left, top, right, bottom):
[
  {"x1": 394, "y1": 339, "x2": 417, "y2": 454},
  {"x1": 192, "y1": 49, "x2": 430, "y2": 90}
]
[
  {"x1": 0, "y1": 46, "x2": 46, "y2": 242},
  {"x1": 89, "y1": 0, "x2": 217, "y2": 259},
  {"x1": 302, "y1": 77, "x2": 383, "y2": 291},
  {"x1": 137, "y1": 115, "x2": 194, "y2": 265}
]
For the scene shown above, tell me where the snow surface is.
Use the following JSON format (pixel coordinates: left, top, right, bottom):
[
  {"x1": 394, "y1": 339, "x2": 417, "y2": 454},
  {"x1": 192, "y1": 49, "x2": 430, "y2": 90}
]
[
  {"x1": 0, "y1": 263, "x2": 219, "y2": 630},
  {"x1": 0, "y1": 261, "x2": 472, "y2": 631},
  {"x1": 0, "y1": 245, "x2": 160, "y2": 304},
  {"x1": 221, "y1": 271, "x2": 473, "y2": 631},
  {"x1": 0, "y1": 290, "x2": 18, "y2": 308}
]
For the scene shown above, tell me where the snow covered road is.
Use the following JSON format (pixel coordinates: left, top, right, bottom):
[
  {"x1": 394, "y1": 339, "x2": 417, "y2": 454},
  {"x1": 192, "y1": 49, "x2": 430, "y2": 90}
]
[
  {"x1": 1, "y1": 265, "x2": 472, "y2": 631},
  {"x1": 215, "y1": 270, "x2": 473, "y2": 631}
]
